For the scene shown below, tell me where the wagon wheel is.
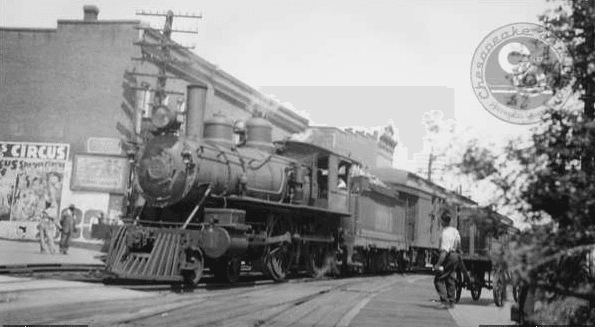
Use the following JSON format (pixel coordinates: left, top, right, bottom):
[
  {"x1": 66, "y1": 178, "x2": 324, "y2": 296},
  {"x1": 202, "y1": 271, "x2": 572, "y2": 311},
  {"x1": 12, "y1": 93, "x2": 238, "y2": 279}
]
[
  {"x1": 213, "y1": 257, "x2": 242, "y2": 284},
  {"x1": 455, "y1": 270, "x2": 463, "y2": 303},
  {"x1": 492, "y1": 271, "x2": 505, "y2": 307},
  {"x1": 263, "y1": 216, "x2": 295, "y2": 281},
  {"x1": 181, "y1": 248, "x2": 204, "y2": 287}
]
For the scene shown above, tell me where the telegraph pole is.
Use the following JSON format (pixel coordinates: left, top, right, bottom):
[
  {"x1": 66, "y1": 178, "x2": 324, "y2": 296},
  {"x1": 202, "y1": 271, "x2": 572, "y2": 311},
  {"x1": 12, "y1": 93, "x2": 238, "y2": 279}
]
[
  {"x1": 131, "y1": 9, "x2": 202, "y2": 109},
  {"x1": 124, "y1": 9, "x2": 201, "y2": 216}
]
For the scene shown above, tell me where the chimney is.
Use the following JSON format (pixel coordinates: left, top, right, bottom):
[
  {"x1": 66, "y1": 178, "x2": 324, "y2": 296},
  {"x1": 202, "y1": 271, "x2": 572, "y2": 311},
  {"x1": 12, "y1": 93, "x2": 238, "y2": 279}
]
[
  {"x1": 186, "y1": 84, "x2": 208, "y2": 139},
  {"x1": 83, "y1": 5, "x2": 99, "y2": 21}
]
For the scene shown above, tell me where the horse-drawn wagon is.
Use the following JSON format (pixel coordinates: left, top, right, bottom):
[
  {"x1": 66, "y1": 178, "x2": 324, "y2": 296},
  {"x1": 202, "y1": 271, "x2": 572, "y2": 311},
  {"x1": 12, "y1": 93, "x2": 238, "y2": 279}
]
[{"x1": 455, "y1": 207, "x2": 519, "y2": 306}]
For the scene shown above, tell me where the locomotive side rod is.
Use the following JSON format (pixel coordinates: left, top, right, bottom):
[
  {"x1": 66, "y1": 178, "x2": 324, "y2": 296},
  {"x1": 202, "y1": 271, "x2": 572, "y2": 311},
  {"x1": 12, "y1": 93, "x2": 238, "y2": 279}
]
[
  {"x1": 248, "y1": 234, "x2": 335, "y2": 246},
  {"x1": 249, "y1": 232, "x2": 292, "y2": 246},
  {"x1": 181, "y1": 184, "x2": 212, "y2": 229}
]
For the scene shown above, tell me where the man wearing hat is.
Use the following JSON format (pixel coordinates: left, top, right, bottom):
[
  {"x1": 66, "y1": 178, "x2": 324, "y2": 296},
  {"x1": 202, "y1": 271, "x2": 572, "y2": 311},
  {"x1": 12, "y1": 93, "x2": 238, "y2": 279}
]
[
  {"x1": 59, "y1": 204, "x2": 77, "y2": 254},
  {"x1": 433, "y1": 211, "x2": 461, "y2": 309}
]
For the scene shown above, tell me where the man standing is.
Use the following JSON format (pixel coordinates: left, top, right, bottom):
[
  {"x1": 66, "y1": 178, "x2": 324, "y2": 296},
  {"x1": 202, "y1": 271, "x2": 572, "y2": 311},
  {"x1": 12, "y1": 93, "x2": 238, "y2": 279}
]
[
  {"x1": 37, "y1": 210, "x2": 57, "y2": 254},
  {"x1": 59, "y1": 204, "x2": 76, "y2": 254},
  {"x1": 433, "y1": 211, "x2": 461, "y2": 309}
]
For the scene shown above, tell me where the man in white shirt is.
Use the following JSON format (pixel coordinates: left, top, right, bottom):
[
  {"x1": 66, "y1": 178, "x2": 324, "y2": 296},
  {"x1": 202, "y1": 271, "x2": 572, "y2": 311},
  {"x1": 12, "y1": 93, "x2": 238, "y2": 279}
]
[{"x1": 433, "y1": 211, "x2": 461, "y2": 308}]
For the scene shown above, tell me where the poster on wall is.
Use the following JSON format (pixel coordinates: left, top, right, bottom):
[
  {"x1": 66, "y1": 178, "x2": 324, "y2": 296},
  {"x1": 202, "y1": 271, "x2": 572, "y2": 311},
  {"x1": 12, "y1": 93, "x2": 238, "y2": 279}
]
[
  {"x1": 71, "y1": 154, "x2": 129, "y2": 194},
  {"x1": 0, "y1": 142, "x2": 69, "y2": 223}
]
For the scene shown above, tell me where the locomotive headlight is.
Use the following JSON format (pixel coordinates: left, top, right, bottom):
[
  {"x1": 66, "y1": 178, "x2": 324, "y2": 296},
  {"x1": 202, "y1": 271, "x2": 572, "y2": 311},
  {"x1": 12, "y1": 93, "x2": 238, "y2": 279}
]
[{"x1": 151, "y1": 105, "x2": 177, "y2": 129}]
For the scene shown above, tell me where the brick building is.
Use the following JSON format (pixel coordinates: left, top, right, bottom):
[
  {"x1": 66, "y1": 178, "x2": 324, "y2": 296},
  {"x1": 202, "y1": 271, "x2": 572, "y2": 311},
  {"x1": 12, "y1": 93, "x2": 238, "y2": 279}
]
[
  {"x1": 0, "y1": 5, "x2": 399, "y2": 243},
  {"x1": 0, "y1": 6, "x2": 308, "y2": 242}
]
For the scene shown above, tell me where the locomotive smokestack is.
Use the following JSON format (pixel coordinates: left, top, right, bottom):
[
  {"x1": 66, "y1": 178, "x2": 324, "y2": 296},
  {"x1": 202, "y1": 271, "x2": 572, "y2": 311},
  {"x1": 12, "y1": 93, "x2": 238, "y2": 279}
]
[{"x1": 186, "y1": 84, "x2": 208, "y2": 139}]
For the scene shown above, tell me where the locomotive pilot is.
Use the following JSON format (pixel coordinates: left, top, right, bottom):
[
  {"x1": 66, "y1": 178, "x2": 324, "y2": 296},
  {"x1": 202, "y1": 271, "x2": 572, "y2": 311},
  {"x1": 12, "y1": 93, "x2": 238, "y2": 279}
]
[{"x1": 433, "y1": 211, "x2": 461, "y2": 309}]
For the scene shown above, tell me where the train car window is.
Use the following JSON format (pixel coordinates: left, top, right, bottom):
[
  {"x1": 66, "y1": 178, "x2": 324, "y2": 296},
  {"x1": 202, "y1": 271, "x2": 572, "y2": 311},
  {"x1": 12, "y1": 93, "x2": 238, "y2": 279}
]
[{"x1": 317, "y1": 156, "x2": 329, "y2": 199}]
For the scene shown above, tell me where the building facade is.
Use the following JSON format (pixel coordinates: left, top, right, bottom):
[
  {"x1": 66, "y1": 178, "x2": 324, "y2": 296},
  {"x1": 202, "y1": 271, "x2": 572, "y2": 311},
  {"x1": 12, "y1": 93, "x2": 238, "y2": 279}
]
[
  {"x1": 0, "y1": 6, "x2": 308, "y2": 242},
  {"x1": 289, "y1": 125, "x2": 397, "y2": 169}
]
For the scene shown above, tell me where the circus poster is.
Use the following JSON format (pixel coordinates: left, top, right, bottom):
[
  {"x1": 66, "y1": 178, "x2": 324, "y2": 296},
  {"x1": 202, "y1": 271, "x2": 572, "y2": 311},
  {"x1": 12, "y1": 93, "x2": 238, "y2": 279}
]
[{"x1": 0, "y1": 142, "x2": 69, "y2": 224}]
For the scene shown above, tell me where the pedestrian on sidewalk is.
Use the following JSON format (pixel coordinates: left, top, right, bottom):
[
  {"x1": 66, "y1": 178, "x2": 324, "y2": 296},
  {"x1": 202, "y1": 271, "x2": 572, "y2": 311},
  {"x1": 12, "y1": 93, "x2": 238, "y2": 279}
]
[
  {"x1": 433, "y1": 211, "x2": 461, "y2": 309},
  {"x1": 37, "y1": 210, "x2": 58, "y2": 254},
  {"x1": 59, "y1": 204, "x2": 77, "y2": 254}
]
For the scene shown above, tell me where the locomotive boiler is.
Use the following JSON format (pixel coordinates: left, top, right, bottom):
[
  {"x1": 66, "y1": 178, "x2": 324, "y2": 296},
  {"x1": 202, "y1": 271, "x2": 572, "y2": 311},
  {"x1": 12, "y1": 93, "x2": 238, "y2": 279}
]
[{"x1": 105, "y1": 84, "x2": 351, "y2": 285}]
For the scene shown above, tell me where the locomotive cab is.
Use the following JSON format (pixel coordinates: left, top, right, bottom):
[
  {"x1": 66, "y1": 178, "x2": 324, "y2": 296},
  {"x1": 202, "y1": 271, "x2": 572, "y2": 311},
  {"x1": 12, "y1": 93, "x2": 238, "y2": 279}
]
[{"x1": 277, "y1": 140, "x2": 355, "y2": 214}]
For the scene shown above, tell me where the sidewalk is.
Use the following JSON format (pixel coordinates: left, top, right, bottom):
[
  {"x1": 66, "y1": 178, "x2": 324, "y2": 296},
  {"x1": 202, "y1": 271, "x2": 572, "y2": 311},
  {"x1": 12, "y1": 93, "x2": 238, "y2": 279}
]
[
  {"x1": 350, "y1": 274, "x2": 517, "y2": 327},
  {"x1": 449, "y1": 286, "x2": 517, "y2": 327},
  {"x1": 0, "y1": 239, "x2": 104, "y2": 269},
  {"x1": 349, "y1": 274, "x2": 457, "y2": 327}
]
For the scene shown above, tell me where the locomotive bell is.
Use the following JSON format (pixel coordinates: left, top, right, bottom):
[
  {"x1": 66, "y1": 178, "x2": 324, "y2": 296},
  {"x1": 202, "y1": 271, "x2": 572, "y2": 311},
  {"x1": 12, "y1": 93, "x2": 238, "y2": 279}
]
[{"x1": 151, "y1": 105, "x2": 178, "y2": 129}]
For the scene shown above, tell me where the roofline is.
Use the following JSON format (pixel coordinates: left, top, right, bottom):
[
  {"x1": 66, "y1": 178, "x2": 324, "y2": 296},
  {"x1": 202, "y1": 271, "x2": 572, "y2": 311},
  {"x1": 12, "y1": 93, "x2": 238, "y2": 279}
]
[
  {"x1": 279, "y1": 140, "x2": 363, "y2": 166},
  {"x1": 370, "y1": 167, "x2": 477, "y2": 205},
  {"x1": 58, "y1": 20, "x2": 140, "y2": 25},
  {"x1": 310, "y1": 125, "x2": 378, "y2": 139},
  {"x1": 1, "y1": 19, "x2": 141, "y2": 32},
  {"x1": 0, "y1": 27, "x2": 56, "y2": 32}
]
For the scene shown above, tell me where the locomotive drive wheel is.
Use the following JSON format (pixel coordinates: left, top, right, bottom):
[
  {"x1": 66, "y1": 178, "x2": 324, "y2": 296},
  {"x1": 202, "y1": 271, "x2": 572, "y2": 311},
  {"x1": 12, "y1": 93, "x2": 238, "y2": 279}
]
[
  {"x1": 181, "y1": 249, "x2": 204, "y2": 287},
  {"x1": 264, "y1": 244, "x2": 293, "y2": 281},
  {"x1": 263, "y1": 216, "x2": 295, "y2": 281},
  {"x1": 213, "y1": 258, "x2": 242, "y2": 284}
]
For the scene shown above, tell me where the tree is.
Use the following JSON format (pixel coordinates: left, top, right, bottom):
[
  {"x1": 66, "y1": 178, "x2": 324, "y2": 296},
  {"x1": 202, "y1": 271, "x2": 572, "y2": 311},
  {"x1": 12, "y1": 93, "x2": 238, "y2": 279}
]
[
  {"x1": 456, "y1": 1, "x2": 595, "y2": 324},
  {"x1": 539, "y1": 0, "x2": 595, "y2": 118}
]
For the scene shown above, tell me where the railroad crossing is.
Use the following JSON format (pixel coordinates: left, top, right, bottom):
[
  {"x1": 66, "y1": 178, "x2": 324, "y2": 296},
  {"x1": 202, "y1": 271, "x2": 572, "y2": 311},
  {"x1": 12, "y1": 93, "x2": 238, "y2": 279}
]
[{"x1": 0, "y1": 240, "x2": 515, "y2": 327}]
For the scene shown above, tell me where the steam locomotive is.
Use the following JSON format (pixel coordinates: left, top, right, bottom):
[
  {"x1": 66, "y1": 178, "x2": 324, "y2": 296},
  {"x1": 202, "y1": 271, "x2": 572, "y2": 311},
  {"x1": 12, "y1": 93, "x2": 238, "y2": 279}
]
[{"x1": 105, "y1": 84, "x2": 512, "y2": 287}]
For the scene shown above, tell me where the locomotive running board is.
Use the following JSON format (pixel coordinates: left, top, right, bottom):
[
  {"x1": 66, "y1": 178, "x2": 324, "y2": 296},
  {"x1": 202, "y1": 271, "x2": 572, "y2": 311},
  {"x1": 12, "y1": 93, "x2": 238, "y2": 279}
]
[{"x1": 220, "y1": 195, "x2": 351, "y2": 217}]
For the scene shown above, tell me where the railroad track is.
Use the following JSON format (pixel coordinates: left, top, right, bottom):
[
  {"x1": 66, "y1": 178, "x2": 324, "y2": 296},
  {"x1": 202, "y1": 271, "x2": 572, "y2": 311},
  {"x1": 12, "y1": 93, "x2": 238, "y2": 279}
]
[
  {"x1": 1, "y1": 263, "x2": 336, "y2": 291},
  {"x1": 0, "y1": 263, "x2": 105, "y2": 275},
  {"x1": 1, "y1": 269, "x2": 405, "y2": 327}
]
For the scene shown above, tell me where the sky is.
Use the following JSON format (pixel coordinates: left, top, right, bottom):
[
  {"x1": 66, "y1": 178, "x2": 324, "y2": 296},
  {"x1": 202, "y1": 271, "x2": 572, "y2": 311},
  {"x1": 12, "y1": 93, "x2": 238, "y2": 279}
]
[{"x1": 1, "y1": 0, "x2": 554, "y2": 208}]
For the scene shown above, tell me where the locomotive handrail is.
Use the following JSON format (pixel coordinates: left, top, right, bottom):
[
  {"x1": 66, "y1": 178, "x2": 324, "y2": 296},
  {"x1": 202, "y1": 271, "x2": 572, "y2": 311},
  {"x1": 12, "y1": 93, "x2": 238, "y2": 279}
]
[
  {"x1": 247, "y1": 154, "x2": 274, "y2": 170},
  {"x1": 182, "y1": 184, "x2": 212, "y2": 229}
]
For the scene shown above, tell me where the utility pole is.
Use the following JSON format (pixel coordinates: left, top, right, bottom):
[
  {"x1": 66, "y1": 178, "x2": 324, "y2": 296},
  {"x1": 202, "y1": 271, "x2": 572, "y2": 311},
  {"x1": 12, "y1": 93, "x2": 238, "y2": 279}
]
[
  {"x1": 131, "y1": 9, "x2": 202, "y2": 117},
  {"x1": 124, "y1": 9, "x2": 201, "y2": 215},
  {"x1": 427, "y1": 152, "x2": 434, "y2": 182}
]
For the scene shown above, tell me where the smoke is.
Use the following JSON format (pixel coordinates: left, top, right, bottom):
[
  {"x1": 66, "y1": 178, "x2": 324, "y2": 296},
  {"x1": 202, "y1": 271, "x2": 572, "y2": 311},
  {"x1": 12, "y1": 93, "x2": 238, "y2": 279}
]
[{"x1": 312, "y1": 254, "x2": 339, "y2": 278}]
